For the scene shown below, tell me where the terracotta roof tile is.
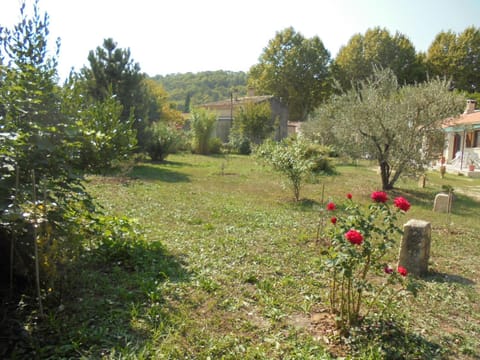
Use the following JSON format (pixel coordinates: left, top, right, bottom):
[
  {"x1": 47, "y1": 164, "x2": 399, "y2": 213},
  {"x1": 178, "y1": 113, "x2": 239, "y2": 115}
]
[
  {"x1": 201, "y1": 95, "x2": 273, "y2": 108},
  {"x1": 442, "y1": 111, "x2": 480, "y2": 128}
]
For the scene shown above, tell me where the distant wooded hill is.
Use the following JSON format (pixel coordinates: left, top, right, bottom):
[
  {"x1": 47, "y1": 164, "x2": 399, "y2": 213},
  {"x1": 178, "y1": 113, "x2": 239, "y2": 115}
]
[{"x1": 151, "y1": 70, "x2": 248, "y2": 112}]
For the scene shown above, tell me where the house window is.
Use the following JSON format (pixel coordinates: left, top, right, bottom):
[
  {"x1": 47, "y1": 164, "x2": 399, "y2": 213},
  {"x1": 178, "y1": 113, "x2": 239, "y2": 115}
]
[
  {"x1": 475, "y1": 130, "x2": 480, "y2": 148},
  {"x1": 466, "y1": 132, "x2": 474, "y2": 147}
]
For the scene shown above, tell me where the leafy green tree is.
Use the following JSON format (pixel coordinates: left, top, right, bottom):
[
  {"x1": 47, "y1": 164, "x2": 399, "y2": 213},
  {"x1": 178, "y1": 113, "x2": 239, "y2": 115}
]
[
  {"x1": 255, "y1": 139, "x2": 315, "y2": 201},
  {"x1": 0, "y1": 1, "x2": 140, "y2": 306},
  {"x1": 248, "y1": 27, "x2": 331, "y2": 121},
  {"x1": 189, "y1": 108, "x2": 217, "y2": 154},
  {"x1": 230, "y1": 101, "x2": 273, "y2": 147},
  {"x1": 0, "y1": 0, "x2": 93, "y2": 301},
  {"x1": 333, "y1": 27, "x2": 425, "y2": 89},
  {"x1": 61, "y1": 75, "x2": 137, "y2": 172},
  {"x1": 143, "y1": 78, "x2": 184, "y2": 127},
  {"x1": 81, "y1": 38, "x2": 150, "y2": 144},
  {"x1": 426, "y1": 31, "x2": 457, "y2": 81},
  {"x1": 184, "y1": 92, "x2": 192, "y2": 113},
  {"x1": 304, "y1": 68, "x2": 464, "y2": 190},
  {"x1": 144, "y1": 121, "x2": 183, "y2": 161},
  {"x1": 0, "y1": 0, "x2": 69, "y2": 195},
  {"x1": 426, "y1": 27, "x2": 480, "y2": 93}
]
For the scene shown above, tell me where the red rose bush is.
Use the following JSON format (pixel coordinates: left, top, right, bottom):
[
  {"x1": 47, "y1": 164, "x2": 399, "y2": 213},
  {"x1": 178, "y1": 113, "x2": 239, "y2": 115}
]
[{"x1": 321, "y1": 191, "x2": 416, "y2": 334}]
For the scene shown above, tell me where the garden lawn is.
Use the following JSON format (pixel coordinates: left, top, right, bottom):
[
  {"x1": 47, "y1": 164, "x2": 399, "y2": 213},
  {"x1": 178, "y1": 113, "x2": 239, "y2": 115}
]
[{"x1": 15, "y1": 154, "x2": 480, "y2": 359}]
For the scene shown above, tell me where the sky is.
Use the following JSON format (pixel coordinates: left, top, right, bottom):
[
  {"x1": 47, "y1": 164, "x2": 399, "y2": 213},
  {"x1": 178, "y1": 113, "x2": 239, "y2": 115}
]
[{"x1": 1, "y1": 0, "x2": 479, "y2": 81}]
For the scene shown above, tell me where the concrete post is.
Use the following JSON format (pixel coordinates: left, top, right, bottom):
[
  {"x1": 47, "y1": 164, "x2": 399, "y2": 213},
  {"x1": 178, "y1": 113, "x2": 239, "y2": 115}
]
[{"x1": 398, "y1": 219, "x2": 431, "y2": 276}]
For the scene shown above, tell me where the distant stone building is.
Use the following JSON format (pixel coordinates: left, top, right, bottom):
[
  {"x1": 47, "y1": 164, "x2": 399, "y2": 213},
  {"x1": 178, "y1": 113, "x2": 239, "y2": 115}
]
[
  {"x1": 199, "y1": 89, "x2": 288, "y2": 143},
  {"x1": 287, "y1": 121, "x2": 303, "y2": 137}
]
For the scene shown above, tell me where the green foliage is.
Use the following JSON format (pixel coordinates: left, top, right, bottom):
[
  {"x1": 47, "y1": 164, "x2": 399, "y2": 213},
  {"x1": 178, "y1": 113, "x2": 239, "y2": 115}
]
[
  {"x1": 304, "y1": 143, "x2": 336, "y2": 174},
  {"x1": 81, "y1": 38, "x2": 151, "y2": 147},
  {"x1": 61, "y1": 75, "x2": 137, "y2": 172},
  {"x1": 0, "y1": 1, "x2": 141, "y2": 309},
  {"x1": 231, "y1": 101, "x2": 273, "y2": 145},
  {"x1": 152, "y1": 70, "x2": 248, "y2": 112},
  {"x1": 87, "y1": 215, "x2": 145, "y2": 268},
  {"x1": 189, "y1": 108, "x2": 217, "y2": 154},
  {"x1": 304, "y1": 68, "x2": 465, "y2": 190},
  {"x1": 228, "y1": 133, "x2": 252, "y2": 155},
  {"x1": 144, "y1": 121, "x2": 182, "y2": 161},
  {"x1": 208, "y1": 137, "x2": 223, "y2": 155},
  {"x1": 0, "y1": 1, "x2": 94, "y2": 300},
  {"x1": 248, "y1": 27, "x2": 331, "y2": 121},
  {"x1": 426, "y1": 26, "x2": 480, "y2": 93},
  {"x1": 332, "y1": 27, "x2": 426, "y2": 89},
  {"x1": 255, "y1": 138, "x2": 315, "y2": 201}
]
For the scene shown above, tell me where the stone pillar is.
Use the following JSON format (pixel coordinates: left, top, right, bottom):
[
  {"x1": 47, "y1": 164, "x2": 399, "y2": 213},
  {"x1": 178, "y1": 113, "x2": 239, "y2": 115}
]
[
  {"x1": 398, "y1": 219, "x2": 431, "y2": 276},
  {"x1": 433, "y1": 193, "x2": 452, "y2": 213},
  {"x1": 418, "y1": 174, "x2": 426, "y2": 188}
]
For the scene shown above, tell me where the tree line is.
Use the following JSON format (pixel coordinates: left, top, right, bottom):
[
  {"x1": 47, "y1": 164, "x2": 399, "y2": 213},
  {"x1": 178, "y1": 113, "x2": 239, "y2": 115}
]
[
  {"x1": 152, "y1": 71, "x2": 248, "y2": 112},
  {"x1": 261, "y1": 26, "x2": 480, "y2": 119},
  {"x1": 152, "y1": 26, "x2": 480, "y2": 122}
]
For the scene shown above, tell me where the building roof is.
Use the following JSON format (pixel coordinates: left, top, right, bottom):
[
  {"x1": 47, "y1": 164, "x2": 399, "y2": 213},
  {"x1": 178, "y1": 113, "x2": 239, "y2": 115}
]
[
  {"x1": 201, "y1": 95, "x2": 274, "y2": 109},
  {"x1": 443, "y1": 110, "x2": 480, "y2": 130}
]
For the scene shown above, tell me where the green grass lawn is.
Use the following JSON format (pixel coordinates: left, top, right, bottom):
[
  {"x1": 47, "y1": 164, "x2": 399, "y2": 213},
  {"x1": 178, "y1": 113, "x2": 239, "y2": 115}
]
[{"x1": 13, "y1": 154, "x2": 480, "y2": 359}]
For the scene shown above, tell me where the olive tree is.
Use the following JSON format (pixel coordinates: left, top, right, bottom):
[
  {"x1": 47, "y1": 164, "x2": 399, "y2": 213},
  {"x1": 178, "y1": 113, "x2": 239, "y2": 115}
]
[{"x1": 304, "y1": 68, "x2": 464, "y2": 190}]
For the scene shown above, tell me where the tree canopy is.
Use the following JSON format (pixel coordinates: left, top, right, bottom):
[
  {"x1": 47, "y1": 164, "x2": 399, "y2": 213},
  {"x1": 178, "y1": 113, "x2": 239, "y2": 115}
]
[
  {"x1": 426, "y1": 26, "x2": 480, "y2": 93},
  {"x1": 332, "y1": 27, "x2": 425, "y2": 90},
  {"x1": 303, "y1": 68, "x2": 465, "y2": 190},
  {"x1": 81, "y1": 38, "x2": 152, "y2": 145},
  {"x1": 248, "y1": 27, "x2": 331, "y2": 121}
]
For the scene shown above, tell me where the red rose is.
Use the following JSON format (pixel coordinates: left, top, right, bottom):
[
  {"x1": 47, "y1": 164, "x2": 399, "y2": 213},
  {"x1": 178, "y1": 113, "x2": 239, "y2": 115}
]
[
  {"x1": 394, "y1": 197, "x2": 411, "y2": 212},
  {"x1": 384, "y1": 266, "x2": 393, "y2": 274},
  {"x1": 345, "y1": 229, "x2": 363, "y2": 245},
  {"x1": 346, "y1": 193, "x2": 352, "y2": 199},
  {"x1": 397, "y1": 266, "x2": 408, "y2": 277},
  {"x1": 371, "y1": 191, "x2": 388, "y2": 203},
  {"x1": 326, "y1": 202, "x2": 336, "y2": 211},
  {"x1": 330, "y1": 216, "x2": 337, "y2": 224}
]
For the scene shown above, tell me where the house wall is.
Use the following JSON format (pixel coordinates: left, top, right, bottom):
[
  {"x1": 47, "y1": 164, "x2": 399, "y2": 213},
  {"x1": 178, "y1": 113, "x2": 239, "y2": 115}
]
[
  {"x1": 202, "y1": 97, "x2": 289, "y2": 143},
  {"x1": 444, "y1": 130, "x2": 480, "y2": 167},
  {"x1": 215, "y1": 117, "x2": 233, "y2": 143},
  {"x1": 270, "y1": 98, "x2": 289, "y2": 141},
  {"x1": 442, "y1": 100, "x2": 480, "y2": 169}
]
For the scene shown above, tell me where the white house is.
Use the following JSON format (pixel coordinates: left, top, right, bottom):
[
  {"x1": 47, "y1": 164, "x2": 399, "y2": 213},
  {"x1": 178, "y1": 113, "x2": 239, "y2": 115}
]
[{"x1": 442, "y1": 99, "x2": 480, "y2": 175}]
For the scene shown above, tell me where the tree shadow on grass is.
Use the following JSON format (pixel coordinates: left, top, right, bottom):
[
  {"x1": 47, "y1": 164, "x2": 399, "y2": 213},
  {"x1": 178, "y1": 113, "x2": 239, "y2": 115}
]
[
  {"x1": 392, "y1": 188, "x2": 479, "y2": 217},
  {"x1": 130, "y1": 164, "x2": 190, "y2": 183},
  {"x1": 349, "y1": 319, "x2": 448, "y2": 359},
  {"x1": 295, "y1": 198, "x2": 322, "y2": 211},
  {"x1": 391, "y1": 188, "x2": 437, "y2": 210},
  {"x1": 4, "y1": 240, "x2": 192, "y2": 359},
  {"x1": 446, "y1": 192, "x2": 480, "y2": 217},
  {"x1": 422, "y1": 270, "x2": 475, "y2": 286}
]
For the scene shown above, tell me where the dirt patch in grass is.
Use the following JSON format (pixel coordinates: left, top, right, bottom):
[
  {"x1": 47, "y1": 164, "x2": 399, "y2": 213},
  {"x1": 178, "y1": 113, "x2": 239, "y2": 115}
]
[
  {"x1": 87, "y1": 175, "x2": 132, "y2": 185},
  {"x1": 289, "y1": 308, "x2": 349, "y2": 358}
]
